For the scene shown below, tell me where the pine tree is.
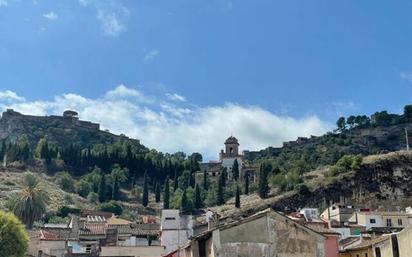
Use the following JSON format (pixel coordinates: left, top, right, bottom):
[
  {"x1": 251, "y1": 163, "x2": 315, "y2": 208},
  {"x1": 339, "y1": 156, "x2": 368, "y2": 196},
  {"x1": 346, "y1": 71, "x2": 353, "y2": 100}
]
[
  {"x1": 155, "y1": 182, "x2": 161, "y2": 203},
  {"x1": 258, "y1": 165, "x2": 269, "y2": 199},
  {"x1": 244, "y1": 173, "x2": 250, "y2": 195},
  {"x1": 203, "y1": 169, "x2": 208, "y2": 190},
  {"x1": 217, "y1": 174, "x2": 225, "y2": 205},
  {"x1": 163, "y1": 177, "x2": 170, "y2": 209},
  {"x1": 98, "y1": 173, "x2": 106, "y2": 202},
  {"x1": 180, "y1": 189, "x2": 189, "y2": 214},
  {"x1": 142, "y1": 172, "x2": 149, "y2": 207},
  {"x1": 194, "y1": 184, "x2": 202, "y2": 209},
  {"x1": 235, "y1": 184, "x2": 240, "y2": 208},
  {"x1": 232, "y1": 159, "x2": 239, "y2": 181}
]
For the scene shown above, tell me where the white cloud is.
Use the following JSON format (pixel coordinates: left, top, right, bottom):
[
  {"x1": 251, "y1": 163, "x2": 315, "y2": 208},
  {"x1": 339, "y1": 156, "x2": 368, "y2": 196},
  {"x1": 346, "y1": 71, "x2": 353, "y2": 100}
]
[
  {"x1": 0, "y1": 90, "x2": 25, "y2": 102},
  {"x1": 401, "y1": 71, "x2": 412, "y2": 84},
  {"x1": 43, "y1": 11, "x2": 58, "y2": 20},
  {"x1": 166, "y1": 93, "x2": 186, "y2": 102},
  {"x1": 97, "y1": 10, "x2": 124, "y2": 36},
  {"x1": 106, "y1": 84, "x2": 143, "y2": 99},
  {"x1": 0, "y1": 86, "x2": 332, "y2": 160},
  {"x1": 0, "y1": 0, "x2": 7, "y2": 7},
  {"x1": 144, "y1": 50, "x2": 160, "y2": 61}
]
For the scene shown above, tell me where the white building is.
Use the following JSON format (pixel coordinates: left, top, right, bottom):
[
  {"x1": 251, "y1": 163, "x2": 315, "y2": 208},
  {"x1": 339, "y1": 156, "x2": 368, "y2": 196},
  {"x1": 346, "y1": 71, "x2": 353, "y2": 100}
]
[
  {"x1": 300, "y1": 208, "x2": 320, "y2": 221},
  {"x1": 160, "y1": 209, "x2": 194, "y2": 253}
]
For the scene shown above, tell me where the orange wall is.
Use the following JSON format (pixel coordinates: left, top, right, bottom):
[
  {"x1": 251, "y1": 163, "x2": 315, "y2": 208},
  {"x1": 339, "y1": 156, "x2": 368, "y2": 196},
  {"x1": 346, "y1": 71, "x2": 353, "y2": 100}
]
[{"x1": 325, "y1": 235, "x2": 339, "y2": 257}]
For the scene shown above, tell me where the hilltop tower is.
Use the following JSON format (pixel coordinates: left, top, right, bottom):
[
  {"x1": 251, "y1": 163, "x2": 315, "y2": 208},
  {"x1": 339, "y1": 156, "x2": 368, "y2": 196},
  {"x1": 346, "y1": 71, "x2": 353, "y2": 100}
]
[{"x1": 219, "y1": 136, "x2": 243, "y2": 180}]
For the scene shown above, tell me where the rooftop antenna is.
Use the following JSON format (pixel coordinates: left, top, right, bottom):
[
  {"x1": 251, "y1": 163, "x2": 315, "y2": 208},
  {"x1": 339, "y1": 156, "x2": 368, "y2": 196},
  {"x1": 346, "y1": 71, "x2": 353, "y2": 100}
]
[{"x1": 406, "y1": 128, "x2": 410, "y2": 152}]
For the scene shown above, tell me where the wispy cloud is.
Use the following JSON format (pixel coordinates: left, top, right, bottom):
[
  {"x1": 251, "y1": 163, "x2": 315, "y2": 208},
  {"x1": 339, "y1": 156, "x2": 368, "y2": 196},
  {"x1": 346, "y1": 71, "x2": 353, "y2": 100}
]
[
  {"x1": 43, "y1": 11, "x2": 58, "y2": 20},
  {"x1": 401, "y1": 71, "x2": 412, "y2": 84},
  {"x1": 79, "y1": 0, "x2": 129, "y2": 37},
  {"x1": 97, "y1": 11, "x2": 124, "y2": 36},
  {"x1": 166, "y1": 93, "x2": 186, "y2": 102},
  {"x1": 144, "y1": 50, "x2": 160, "y2": 61},
  {"x1": 0, "y1": 86, "x2": 332, "y2": 160},
  {"x1": 0, "y1": 0, "x2": 7, "y2": 7}
]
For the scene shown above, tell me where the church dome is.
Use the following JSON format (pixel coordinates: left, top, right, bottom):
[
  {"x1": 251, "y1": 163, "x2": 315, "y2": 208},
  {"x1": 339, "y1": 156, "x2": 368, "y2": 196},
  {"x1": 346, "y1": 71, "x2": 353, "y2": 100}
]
[{"x1": 225, "y1": 136, "x2": 239, "y2": 145}]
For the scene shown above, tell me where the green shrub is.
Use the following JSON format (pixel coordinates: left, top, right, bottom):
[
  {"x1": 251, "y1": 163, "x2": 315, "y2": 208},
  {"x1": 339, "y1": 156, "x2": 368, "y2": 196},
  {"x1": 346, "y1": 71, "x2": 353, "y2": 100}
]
[{"x1": 98, "y1": 201, "x2": 123, "y2": 215}]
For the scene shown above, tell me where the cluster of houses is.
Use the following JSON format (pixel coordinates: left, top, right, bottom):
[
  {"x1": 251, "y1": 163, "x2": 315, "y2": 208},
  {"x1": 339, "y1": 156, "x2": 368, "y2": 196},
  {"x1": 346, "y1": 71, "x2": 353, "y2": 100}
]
[
  {"x1": 30, "y1": 203, "x2": 412, "y2": 257},
  {"x1": 28, "y1": 210, "x2": 163, "y2": 257}
]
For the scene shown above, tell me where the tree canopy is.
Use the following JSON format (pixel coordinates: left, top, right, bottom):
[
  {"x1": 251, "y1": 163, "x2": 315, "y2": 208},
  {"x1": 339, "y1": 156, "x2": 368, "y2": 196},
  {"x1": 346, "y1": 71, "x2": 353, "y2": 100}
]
[{"x1": 0, "y1": 211, "x2": 29, "y2": 257}]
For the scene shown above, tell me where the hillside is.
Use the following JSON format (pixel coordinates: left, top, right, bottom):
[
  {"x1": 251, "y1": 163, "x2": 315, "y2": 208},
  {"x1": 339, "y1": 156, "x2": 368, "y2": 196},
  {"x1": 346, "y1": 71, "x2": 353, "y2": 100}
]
[
  {"x1": 0, "y1": 168, "x2": 91, "y2": 212},
  {"x1": 0, "y1": 109, "x2": 146, "y2": 151},
  {"x1": 211, "y1": 151, "x2": 412, "y2": 220},
  {"x1": 245, "y1": 121, "x2": 412, "y2": 172}
]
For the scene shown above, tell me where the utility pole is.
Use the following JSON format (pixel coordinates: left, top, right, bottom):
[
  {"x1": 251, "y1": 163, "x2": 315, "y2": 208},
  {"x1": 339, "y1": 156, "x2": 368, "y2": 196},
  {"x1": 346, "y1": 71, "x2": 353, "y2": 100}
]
[{"x1": 406, "y1": 128, "x2": 410, "y2": 152}]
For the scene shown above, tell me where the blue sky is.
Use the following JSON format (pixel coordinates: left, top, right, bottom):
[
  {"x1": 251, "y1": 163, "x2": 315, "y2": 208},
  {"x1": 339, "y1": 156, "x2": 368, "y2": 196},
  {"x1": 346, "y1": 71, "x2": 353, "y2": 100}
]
[{"x1": 0, "y1": 0, "x2": 412, "y2": 159}]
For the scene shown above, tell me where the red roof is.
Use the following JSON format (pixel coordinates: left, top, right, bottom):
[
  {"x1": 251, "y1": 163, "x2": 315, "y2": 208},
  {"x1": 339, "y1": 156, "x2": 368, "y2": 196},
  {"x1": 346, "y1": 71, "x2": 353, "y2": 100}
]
[{"x1": 40, "y1": 230, "x2": 59, "y2": 240}]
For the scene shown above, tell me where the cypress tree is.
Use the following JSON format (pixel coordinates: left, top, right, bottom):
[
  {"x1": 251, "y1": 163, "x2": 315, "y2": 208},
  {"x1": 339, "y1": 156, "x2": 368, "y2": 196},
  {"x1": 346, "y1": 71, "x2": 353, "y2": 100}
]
[
  {"x1": 111, "y1": 177, "x2": 118, "y2": 200},
  {"x1": 235, "y1": 184, "x2": 240, "y2": 208},
  {"x1": 155, "y1": 182, "x2": 161, "y2": 203},
  {"x1": 221, "y1": 167, "x2": 227, "y2": 187},
  {"x1": 98, "y1": 173, "x2": 106, "y2": 202},
  {"x1": 203, "y1": 169, "x2": 208, "y2": 190},
  {"x1": 194, "y1": 184, "x2": 202, "y2": 209},
  {"x1": 163, "y1": 177, "x2": 170, "y2": 209},
  {"x1": 173, "y1": 169, "x2": 178, "y2": 192},
  {"x1": 180, "y1": 189, "x2": 189, "y2": 214},
  {"x1": 258, "y1": 165, "x2": 269, "y2": 199},
  {"x1": 142, "y1": 172, "x2": 149, "y2": 207},
  {"x1": 232, "y1": 159, "x2": 239, "y2": 181},
  {"x1": 217, "y1": 174, "x2": 225, "y2": 205},
  {"x1": 244, "y1": 174, "x2": 250, "y2": 195},
  {"x1": 189, "y1": 171, "x2": 195, "y2": 188}
]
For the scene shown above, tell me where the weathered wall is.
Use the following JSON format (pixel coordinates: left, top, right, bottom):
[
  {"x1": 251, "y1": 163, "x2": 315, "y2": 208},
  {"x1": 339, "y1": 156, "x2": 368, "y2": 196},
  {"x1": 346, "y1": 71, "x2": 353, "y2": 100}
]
[
  {"x1": 211, "y1": 213, "x2": 325, "y2": 257},
  {"x1": 220, "y1": 216, "x2": 269, "y2": 244}
]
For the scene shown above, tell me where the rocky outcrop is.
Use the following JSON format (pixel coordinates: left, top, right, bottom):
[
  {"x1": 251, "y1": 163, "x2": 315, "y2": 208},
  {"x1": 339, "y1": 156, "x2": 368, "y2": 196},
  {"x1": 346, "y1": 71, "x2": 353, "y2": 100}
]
[
  {"x1": 271, "y1": 151, "x2": 412, "y2": 211},
  {"x1": 0, "y1": 109, "x2": 143, "y2": 150}
]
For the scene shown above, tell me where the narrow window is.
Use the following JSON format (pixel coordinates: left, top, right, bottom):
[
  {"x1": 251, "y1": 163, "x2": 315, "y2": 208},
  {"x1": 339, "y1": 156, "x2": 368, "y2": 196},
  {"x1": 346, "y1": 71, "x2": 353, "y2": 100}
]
[
  {"x1": 386, "y1": 218, "x2": 392, "y2": 227},
  {"x1": 375, "y1": 247, "x2": 381, "y2": 257}
]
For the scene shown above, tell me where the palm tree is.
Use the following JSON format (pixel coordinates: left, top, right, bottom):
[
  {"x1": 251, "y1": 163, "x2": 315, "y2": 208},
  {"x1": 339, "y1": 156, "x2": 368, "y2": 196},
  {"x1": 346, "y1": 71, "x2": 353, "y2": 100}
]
[
  {"x1": 9, "y1": 173, "x2": 49, "y2": 229},
  {"x1": 109, "y1": 165, "x2": 128, "y2": 200}
]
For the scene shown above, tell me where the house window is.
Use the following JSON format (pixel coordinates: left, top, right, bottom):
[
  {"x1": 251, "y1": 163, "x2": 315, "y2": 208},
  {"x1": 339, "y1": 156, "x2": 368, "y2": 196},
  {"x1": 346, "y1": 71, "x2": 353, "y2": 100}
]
[
  {"x1": 165, "y1": 217, "x2": 176, "y2": 220},
  {"x1": 386, "y1": 219, "x2": 392, "y2": 227},
  {"x1": 398, "y1": 219, "x2": 403, "y2": 226},
  {"x1": 356, "y1": 254, "x2": 359, "y2": 257},
  {"x1": 370, "y1": 219, "x2": 376, "y2": 224},
  {"x1": 365, "y1": 253, "x2": 368, "y2": 257}
]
